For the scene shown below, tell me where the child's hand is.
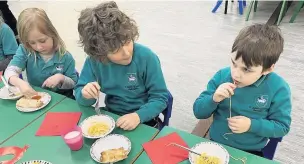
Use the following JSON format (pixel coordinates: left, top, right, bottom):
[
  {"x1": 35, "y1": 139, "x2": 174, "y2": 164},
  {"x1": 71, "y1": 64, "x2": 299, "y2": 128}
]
[
  {"x1": 116, "y1": 113, "x2": 140, "y2": 131},
  {"x1": 228, "y1": 116, "x2": 251, "y2": 133},
  {"x1": 81, "y1": 82, "x2": 100, "y2": 99},
  {"x1": 18, "y1": 82, "x2": 38, "y2": 98},
  {"x1": 213, "y1": 83, "x2": 236, "y2": 103},
  {"x1": 42, "y1": 74, "x2": 65, "y2": 89}
]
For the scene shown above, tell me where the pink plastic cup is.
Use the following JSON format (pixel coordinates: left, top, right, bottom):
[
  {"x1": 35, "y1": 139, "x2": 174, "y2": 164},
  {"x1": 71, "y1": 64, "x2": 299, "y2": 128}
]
[{"x1": 61, "y1": 126, "x2": 84, "y2": 151}]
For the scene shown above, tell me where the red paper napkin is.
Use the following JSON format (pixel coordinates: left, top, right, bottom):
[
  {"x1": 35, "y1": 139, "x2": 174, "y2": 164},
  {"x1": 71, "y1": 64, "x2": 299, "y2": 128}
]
[
  {"x1": 143, "y1": 132, "x2": 189, "y2": 164},
  {"x1": 36, "y1": 112, "x2": 82, "y2": 136}
]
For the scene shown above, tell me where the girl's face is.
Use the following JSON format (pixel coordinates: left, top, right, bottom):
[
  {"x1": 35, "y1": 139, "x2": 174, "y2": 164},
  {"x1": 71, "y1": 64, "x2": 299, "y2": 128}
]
[{"x1": 27, "y1": 28, "x2": 54, "y2": 55}]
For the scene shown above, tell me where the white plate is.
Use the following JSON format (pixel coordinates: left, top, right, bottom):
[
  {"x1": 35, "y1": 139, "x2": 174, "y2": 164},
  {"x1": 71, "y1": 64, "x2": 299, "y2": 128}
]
[
  {"x1": 20, "y1": 160, "x2": 52, "y2": 164},
  {"x1": 90, "y1": 134, "x2": 131, "y2": 163},
  {"x1": 16, "y1": 92, "x2": 51, "y2": 112},
  {"x1": 189, "y1": 142, "x2": 229, "y2": 164},
  {"x1": 0, "y1": 86, "x2": 23, "y2": 100},
  {"x1": 79, "y1": 114, "x2": 115, "y2": 139}
]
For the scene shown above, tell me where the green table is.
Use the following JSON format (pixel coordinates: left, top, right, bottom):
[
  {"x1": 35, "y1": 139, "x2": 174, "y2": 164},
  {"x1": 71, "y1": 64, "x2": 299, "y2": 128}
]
[
  {"x1": 1, "y1": 98, "x2": 159, "y2": 164},
  {"x1": 0, "y1": 83, "x2": 66, "y2": 145},
  {"x1": 134, "y1": 126, "x2": 279, "y2": 164}
]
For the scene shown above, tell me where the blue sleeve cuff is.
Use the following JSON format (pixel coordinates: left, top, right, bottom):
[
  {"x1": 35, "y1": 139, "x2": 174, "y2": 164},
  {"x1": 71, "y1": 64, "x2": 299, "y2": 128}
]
[
  {"x1": 249, "y1": 119, "x2": 261, "y2": 133},
  {"x1": 136, "y1": 107, "x2": 153, "y2": 123},
  {"x1": 193, "y1": 94, "x2": 219, "y2": 119},
  {"x1": 75, "y1": 88, "x2": 96, "y2": 106},
  {"x1": 208, "y1": 94, "x2": 219, "y2": 108}
]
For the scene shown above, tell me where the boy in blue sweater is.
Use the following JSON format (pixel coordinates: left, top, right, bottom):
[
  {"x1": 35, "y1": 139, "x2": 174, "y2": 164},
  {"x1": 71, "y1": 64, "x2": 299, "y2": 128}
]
[
  {"x1": 193, "y1": 24, "x2": 291, "y2": 157},
  {"x1": 75, "y1": 1, "x2": 168, "y2": 130}
]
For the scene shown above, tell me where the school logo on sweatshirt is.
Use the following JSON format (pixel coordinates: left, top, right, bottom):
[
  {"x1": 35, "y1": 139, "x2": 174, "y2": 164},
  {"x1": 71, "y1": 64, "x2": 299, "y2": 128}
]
[
  {"x1": 255, "y1": 95, "x2": 269, "y2": 108},
  {"x1": 127, "y1": 73, "x2": 137, "y2": 84},
  {"x1": 125, "y1": 73, "x2": 139, "y2": 91},
  {"x1": 55, "y1": 65, "x2": 64, "y2": 72}
]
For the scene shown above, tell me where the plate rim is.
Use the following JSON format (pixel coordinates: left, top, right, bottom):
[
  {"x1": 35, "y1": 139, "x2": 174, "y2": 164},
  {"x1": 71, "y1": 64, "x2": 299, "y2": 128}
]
[
  {"x1": 89, "y1": 134, "x2": 132, "y2": 163},
  {"x1": 0, "y1": 86, "x2": 23, "y2": 100},
  {"x1": 16, "y1": 92, "x2": 51, "y2": 112},
  {"x1": 188, "y1": 141, "x2": 230, "y2": 164},
  {"x1": 79, "y1": 114, "x2": 115, "y2": 139},
  {"x1": 20, "y1": 160, "x2": 52, "y2": 164}
]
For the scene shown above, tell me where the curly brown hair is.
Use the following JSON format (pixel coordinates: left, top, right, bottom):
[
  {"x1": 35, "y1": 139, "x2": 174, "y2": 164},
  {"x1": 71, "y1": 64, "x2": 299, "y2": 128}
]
[{"x1": 78, "y1": 1, "x2": 139, "y2": 62}]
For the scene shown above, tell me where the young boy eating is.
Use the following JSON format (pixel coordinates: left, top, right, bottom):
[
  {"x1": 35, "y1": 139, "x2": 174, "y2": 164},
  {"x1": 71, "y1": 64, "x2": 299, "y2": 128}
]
[
  {"x1": 193, "y1": 24, "x2": 291, "y2": 157},
  {"x1": 75, "y1": 1, "x2": 168, "y2": 130}
]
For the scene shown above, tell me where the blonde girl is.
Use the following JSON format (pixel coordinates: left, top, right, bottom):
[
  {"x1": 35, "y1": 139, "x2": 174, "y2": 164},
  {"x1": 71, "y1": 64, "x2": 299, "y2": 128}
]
[{"x1": 5, "y1": 8, "x2": 78, "y2": 99}]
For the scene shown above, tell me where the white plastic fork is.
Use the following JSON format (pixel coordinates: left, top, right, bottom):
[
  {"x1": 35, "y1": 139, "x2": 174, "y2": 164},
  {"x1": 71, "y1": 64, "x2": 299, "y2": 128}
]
[
  {"x1": 1, "y1": 76, "x2": 15, "y2": 96},
  {"x1": 94, "y1": 92, "x2": 101, "y2": 115},
  {"x1": 167, "y1": 143, "x2": 201, "y2": 156}
]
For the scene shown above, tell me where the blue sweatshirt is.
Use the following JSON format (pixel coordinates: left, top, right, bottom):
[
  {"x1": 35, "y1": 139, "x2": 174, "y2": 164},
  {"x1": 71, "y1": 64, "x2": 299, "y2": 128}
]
[
  {"x1": 74, "y1": 43, "x2": 168, "y2": 123},
  {"x1": 193, "y1": 67, "x2": 291, "y2": 151}
]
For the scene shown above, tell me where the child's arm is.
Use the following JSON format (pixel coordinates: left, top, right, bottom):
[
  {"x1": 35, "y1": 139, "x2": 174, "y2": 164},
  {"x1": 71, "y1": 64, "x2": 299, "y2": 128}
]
[
  {"x1": 1, "y1": 24, "x2": 18, "y2": 56},
  {"x1": 55, "y1": 53, "x2": 78, "y2": 89},
  {"x1": 4, "y1": 45, "x2": 37, "y2": 97},
  {"x1": 74, "y1": 57, "x2": 98, "y2": 106},
  {"x1": 41, "y1": 53, "x2": 78, "y2": 89},
  {"x1": 60, "y1": 56, "x2": 78, "y2": 89},
  {"x1": 5, "y1": 45, "x2": 27, "y2": 84},
  {"x1": 135, "y1": 54, "x2": 168, "y2": 123},
  {"x1": 248, "y1": 84, "x2": 291, "y2": 138},
  {"x1": 193, "y1": 70, "x2": 222, "y2": 119}
]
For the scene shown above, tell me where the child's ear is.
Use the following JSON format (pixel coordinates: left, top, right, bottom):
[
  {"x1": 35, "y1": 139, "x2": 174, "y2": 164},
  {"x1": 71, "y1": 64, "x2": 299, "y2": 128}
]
[{"x1": 262, "y1": 64, "x2": 275, "y2": 75}]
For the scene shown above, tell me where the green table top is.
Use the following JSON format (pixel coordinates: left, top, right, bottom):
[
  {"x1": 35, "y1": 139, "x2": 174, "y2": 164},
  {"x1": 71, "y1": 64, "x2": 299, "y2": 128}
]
[
  {"x1": 0, "y1": 83, "x2": 66, "y2": 145},
  {"x1": 0, "y1": 98, "x2": 159, "y2": 164},
  {"x1": 134, "y1": 126, "x2": 279, "y2": 164}
]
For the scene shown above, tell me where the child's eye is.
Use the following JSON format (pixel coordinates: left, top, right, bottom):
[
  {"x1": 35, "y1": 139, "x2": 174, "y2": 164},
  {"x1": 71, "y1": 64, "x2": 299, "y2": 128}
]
[
  {"x1": 39, "y1": 40, "x2": 46, "y2": 43},
  {"x1": 233, "y1": 64, "x2": 238, "y2": 68},
  {"x1": 243, "y1": 68, "x2": 251, "y2": 72}
]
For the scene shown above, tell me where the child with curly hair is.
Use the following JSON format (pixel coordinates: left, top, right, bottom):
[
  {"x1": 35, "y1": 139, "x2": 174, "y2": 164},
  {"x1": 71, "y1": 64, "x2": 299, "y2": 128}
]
[{"x1": 75, "y1": 1, "x2": 168, "y2": 130}]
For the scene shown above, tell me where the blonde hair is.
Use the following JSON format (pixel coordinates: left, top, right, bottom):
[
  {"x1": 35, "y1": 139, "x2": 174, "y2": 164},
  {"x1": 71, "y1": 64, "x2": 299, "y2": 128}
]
[{"x1": 17, "y1": 8, "x2": 66, "y2": 56}]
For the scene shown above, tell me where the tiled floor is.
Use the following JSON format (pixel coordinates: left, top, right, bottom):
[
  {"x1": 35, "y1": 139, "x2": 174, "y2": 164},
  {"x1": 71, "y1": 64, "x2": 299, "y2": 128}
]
[{"x1": 8, "y1": 1, "x2": 304, "y2": 163}]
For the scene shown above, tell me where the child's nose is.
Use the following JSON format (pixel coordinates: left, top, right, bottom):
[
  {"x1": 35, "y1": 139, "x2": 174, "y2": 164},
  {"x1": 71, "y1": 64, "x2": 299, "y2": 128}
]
[
  {"x1": 232, "y1": 69, "x2": 241, "y2": 79},
  {"x1": 36, "y1": 44, "x2": 43, "y2": 50}
]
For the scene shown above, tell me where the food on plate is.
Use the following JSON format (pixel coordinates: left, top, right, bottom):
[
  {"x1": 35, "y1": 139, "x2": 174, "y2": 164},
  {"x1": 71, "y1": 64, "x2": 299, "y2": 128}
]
[
  {"x1": 87, "y1": 122, "x2": 110, "y2": 136},
  {"x1": 33, "y1": 162, "x2": 41, "y2": 164},
  {"x1": 195, "y1": 153, "x2": 221, "y2": 164},
  {"x1": 100, "y1": 147, "x2": 128, "y2": 163},
  {"x1": 31, "y1": 95, "x2": 42, "y2": 100},
  {"x1": 16, "y1": 96, "x2": 43, "y2": 108}
]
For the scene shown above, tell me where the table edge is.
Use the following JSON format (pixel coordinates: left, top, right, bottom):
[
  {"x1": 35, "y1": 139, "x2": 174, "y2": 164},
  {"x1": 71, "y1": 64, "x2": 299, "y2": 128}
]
[{"x1": 0, "y1": 97, "x2": 67, "y2": 145}]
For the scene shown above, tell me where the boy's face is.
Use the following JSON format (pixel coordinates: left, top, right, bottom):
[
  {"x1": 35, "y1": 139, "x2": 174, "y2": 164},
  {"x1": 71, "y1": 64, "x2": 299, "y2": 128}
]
[
  {"x1": 107, "y1": 41, "x2": 133, "y2": 65},
  {"x1": 230, "y1": 52, "x2": 274, "y2": 88}
]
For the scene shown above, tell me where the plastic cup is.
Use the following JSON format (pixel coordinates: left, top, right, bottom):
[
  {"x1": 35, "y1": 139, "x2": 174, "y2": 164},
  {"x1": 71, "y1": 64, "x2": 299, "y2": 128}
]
[{"x1": 61, "y1": 126, "x2": 83, "y2": 151}]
